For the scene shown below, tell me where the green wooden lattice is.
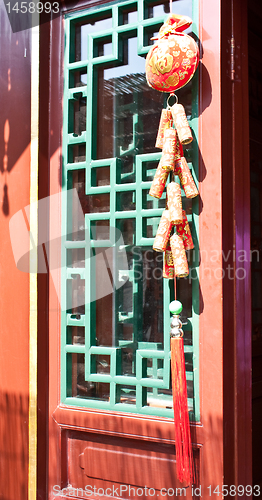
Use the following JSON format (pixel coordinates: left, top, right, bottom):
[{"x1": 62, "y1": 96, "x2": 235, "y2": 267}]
[{"x1": 61, "y1": 0, "x2": 199, "y2": 420}]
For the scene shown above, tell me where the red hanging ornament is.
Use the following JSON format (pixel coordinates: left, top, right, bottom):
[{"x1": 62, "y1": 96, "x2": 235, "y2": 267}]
[
  {"x1": 163, "y1": 241, "x2": 175, "y2": 279},
  {"x1": 145, "y1": 14, "x2": 199, "y2": 93},
  {"x1": 173, "y1": 132, "x2": 198, "y2": 198},
  {"x1": 167, "y1": 182, "x2": 183, "y2": 224},
  {"x1": 176, "y1": 210, "x2": 194, "y2": 251},
  {"x1": 146, "y1": 9, "x2": 199, "y2": 486},
  {"x1": 175, "y1": 157, "x2": 199, "y2": 198},
  {"x1": 149, "y1": 164, "x2": 169, "y2": 199},
  {"x1": 155, "y1": 108, "x2": 173, "y2": 148},
  {"x1": 159, "y1": 128, "x2": 177, "y2": 171},
  {"x1": 153, "y1": 210, "x2": 173, "y2": 252},
  {"x1": 170, "y1": 233, "x2": 189, "y2": 277},
  {"x1": 171, "y1": 103, "x2": 193, "y2": 144}
]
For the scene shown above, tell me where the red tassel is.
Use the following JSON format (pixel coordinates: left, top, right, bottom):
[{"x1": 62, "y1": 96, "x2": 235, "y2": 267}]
[{"x1": 171, "y1": 336, "x2": 194, "y2": 485}]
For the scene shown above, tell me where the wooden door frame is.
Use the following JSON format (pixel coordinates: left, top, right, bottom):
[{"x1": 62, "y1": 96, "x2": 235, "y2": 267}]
[
  {"x1": 221, "y1": 0, "x2": 252, "y2": 491},
  {"x1": 37, "y1": 0, "x2": 252, "y2": 497}
]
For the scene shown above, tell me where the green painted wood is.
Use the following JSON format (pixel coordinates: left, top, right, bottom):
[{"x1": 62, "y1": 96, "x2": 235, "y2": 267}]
[{"x1": 61, "y1": 0, "x2": 199, "y2": 419}]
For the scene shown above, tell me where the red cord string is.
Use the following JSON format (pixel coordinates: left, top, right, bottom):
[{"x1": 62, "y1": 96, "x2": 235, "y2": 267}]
[{"x1": 171, "y1": 337, "x2": 194, "y2": 485}]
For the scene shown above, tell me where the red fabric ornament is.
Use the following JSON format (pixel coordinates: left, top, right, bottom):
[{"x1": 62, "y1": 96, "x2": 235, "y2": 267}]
[
  {"x1": 149, "y1": 164, "x2": 169, "y2": 199},
  {"x1": 170, "y1": 233, "x2": 189, "y2": 277},
  {"x1": 159, "y1": 128, "x2": 177, "y2": 171},
  {"x1": 171, "y1": 336, "x2": 194, "y2": 485},
  {"x1": 146, "y1": 12, "x2": 199, "y2": 487},
  {"x1": 171, "y1": 104, "x2": 193, "y2": 144},
  {"x1": 153, "y1": 210, "x2": 173, "y2": 252},
  {"x1": 145, "y1": 14, "x2": 199, "y2": 93},
  {"x1": 176, "y1": 210, "x2": 194, "y2": 251},
  {"x1": 167, "y1": 182, "x2": 183, "y2": 224},
  {"x1": 163, "y1": 241, "x2": 175, "y2": 279},
  {"x1": 155, "y1": 109, "x2": 173, "y2": 148},
  {"x1": 175, "y1": 157, "x2": 198, "y2": 198}
]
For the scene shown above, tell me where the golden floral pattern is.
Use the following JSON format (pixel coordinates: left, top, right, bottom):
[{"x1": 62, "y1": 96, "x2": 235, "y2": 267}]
[
  {"x1": 145, "y1": 25, "x2": 199, "y2": 92},
  {"x1": 174, "y1": 131, "x2": 184, "y2": 160},
  {"x1": 170, "y1": 234, "x2": 189, "y2": 277},
  {"x1": 153, "y1": 210, "x2": 173, "y2": 252},
  {"x1": 159, "y1": 127, "x2": 177, "y2": 171},
  {"x1": 171, "y1": 103, "x2": 193, "y2": 144},
  {"x1": 155, "y1": 109, "x2": 173, "y2": 149},
  {"x1": 167, "y1": 182, "x2": 183, "y2": 224},
  {"x1": 149, "y1": 165, "x2": 169, "y2": 199},
  {"x1": 175, "y1": 157, "x2": 198, "y2": 198},
  {"x1": 166, "y1": 73, "x2": 180, "y2": 88},
  {"x1": 186, "y1": 49, "x2": 195, "y2": 58},
  {"x1": 160, "y1": 154, "x2": 175, "y2": 172},
  {"x1": 163, "y1": 242, "x2": 175, "y2": 279},
  {"x1": 176, "y1": 210, "x2": 194, "y2": 250}
]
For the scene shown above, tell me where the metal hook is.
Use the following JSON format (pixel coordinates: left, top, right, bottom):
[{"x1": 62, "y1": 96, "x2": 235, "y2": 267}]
[{"x1": 167, "y1": 93, "x2": 178, "y2": 109}]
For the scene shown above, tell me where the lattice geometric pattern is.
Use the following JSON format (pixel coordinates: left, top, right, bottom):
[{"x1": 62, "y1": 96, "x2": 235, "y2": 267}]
[{"x1": 61, "y1": 0, "x2": 199, "y2": 419}]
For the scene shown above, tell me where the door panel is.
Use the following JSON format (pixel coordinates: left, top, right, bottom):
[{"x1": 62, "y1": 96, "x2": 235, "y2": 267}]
[{"x1": 70, "y1": 432, "x2": 200, "y2": 493}]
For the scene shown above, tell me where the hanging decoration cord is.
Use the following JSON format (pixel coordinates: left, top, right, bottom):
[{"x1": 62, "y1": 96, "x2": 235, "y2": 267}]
[
  {"x1": 145, "y1": 7, "x2": 200, "y2": 486},
  {"x1": 171, "y1": 332, "x2": 195, "y2": 485}
]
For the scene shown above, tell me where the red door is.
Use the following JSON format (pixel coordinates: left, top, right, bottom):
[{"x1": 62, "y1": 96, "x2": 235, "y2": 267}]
[{"x1": 37, "y1": 0, "x2": 252, "y2": 498}]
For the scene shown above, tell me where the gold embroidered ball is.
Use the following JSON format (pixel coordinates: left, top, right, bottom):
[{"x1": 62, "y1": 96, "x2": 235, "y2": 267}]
[{"x1": 145, "y1": 14, "x2": 199, "y2": 93}]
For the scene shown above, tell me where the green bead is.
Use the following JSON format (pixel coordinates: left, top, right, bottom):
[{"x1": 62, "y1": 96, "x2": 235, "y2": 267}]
[{"x1": 169, "y1": 300, "x2": 183, "y2": 315}]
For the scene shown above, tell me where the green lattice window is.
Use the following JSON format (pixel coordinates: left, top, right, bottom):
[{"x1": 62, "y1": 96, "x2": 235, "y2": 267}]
[{"x1": 61, "y1": 0, "x2": 199, "y2": 419}]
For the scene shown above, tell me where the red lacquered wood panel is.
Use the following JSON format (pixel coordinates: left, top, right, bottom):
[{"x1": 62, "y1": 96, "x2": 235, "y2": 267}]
[
  {"x1": 221, "y1": 0, "x2": 252, "y2": 492},
  {"x1": 44, "y1": 1, "x2": 251, "y2": 498},
  {"x1": 197, "y1": 0, "x2": 224, "y2": 494},
  {"x1": 68, "y1": 431, "x2": 200, "y2": 497},
  {"x1": 0, "y1": 4, "x2": 31, "y2": 395},
  {"x1": 0, "y1": 2, "x2": 31, "y2": 499}
]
